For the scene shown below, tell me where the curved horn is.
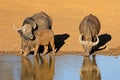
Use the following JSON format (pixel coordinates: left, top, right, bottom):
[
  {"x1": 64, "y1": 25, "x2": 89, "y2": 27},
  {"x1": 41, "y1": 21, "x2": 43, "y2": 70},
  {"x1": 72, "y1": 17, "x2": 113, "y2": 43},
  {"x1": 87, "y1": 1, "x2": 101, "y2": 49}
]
[
  {"x1": 79, "y1": 34, "x2": 88, "y2": 45},
  {"x1": 92, "y1": 36, "x2": 99, "y2": 46},
  {"x1": 32, "y1": 21, "x2": 36, "y2": 29},
  {"x1": 13, "y1": 24, "x2": 24, "y2": 31}
]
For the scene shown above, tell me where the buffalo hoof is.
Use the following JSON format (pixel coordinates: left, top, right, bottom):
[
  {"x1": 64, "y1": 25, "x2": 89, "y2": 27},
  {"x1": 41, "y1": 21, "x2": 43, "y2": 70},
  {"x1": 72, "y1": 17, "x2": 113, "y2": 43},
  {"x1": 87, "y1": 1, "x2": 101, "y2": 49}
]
[
  {"x1": 92, "y1": 53, "x2": 96, "y2": 56},
  {"x1": 40, "y1": 53, "x2": 46, "y2": 56},
  {"x1": 84, "y1": 54, "x2": 90, "y2": 57},
  {"x1": 23, "y1": 53, "x2": 28, "y2": 57},
  {"x1": 33, "y1": 54, "x2": 39, "y2": 58},
  {"x1": 23, "y1": 52, "x2": 29, "y2": 57},
  {"x1": 48, "y1": 53, "x2": 56, "y2": 57}
]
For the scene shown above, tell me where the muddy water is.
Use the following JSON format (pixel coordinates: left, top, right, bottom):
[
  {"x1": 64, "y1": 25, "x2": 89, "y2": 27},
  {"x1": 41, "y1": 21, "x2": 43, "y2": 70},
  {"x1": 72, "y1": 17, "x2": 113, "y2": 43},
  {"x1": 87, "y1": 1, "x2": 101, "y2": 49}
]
[{"x1": 0, "y1": 54, "x2": 120, "y2": 80}]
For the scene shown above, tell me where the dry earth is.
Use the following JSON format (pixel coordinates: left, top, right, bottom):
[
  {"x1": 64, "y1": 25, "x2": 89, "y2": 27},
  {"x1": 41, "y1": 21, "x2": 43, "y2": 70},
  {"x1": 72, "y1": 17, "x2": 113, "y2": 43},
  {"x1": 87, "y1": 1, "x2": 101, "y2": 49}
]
[{"x1": 0, "y1": 0, "x2": 120, "y2": 56}]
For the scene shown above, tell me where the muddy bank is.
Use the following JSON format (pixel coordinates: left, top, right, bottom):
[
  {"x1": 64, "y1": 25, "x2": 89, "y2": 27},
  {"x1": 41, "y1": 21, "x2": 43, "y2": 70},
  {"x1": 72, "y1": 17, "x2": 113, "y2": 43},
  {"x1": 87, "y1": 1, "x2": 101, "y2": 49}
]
[{"x1": 0, "y1": 48, "x2": 120, "y2": 56}]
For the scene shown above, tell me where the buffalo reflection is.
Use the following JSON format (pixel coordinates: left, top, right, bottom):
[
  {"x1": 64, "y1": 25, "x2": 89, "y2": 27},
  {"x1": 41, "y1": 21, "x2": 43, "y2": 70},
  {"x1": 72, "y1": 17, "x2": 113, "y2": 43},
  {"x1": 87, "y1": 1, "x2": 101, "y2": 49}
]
[
  {"x1": 80, "y1": 55, "x2": 101, "y2": 80},
  {"x1": 21, "y1": 56, "x2": 55, "y2": 80}
]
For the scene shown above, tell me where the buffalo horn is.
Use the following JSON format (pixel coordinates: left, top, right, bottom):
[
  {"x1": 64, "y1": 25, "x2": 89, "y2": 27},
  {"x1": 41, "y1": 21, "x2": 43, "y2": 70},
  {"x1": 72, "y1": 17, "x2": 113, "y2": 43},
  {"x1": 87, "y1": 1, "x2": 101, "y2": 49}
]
[
  {"x1": 32, "y1": 21, "x2": 37, "y2": 29},
  {"x1": 79, "y1": 34, "x2": 99, "y2": 46},
  {"x1": 92, "y1": 36, "x2": 99, "y2": 46},
  {"x1": 79, "y1": 34, "x2": 88, "y2": 45},
  {"x1": 13, "y1": 24, "x2": 24, "y2": 31}
]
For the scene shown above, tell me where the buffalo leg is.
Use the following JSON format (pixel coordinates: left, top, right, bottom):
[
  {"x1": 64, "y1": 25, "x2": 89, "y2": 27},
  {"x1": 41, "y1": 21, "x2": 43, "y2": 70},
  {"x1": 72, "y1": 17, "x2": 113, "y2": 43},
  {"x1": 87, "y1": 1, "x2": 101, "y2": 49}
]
[
  {"x1": 50, "y1": 38, "x2": 55, "y2": 55},
  {"x1": 42, "y1": 45, "x2": 48, "y2": 56},
  {"x1": 34, "y1": 45, "x2": 39, "y2": 57},
  {"x1": 20, "y1": 49, "x2": 24, "y2": 55},
  {"x1": 23, "y1": 47, "x2": 30, "y2": 56},
  {"x1": 50, "y1": 43, "x2": 55, "y2": 55}
]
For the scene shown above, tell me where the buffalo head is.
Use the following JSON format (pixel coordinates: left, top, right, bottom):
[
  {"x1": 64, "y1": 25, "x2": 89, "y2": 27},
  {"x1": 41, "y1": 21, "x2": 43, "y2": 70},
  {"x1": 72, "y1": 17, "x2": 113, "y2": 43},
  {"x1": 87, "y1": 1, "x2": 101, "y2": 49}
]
[
  {"x1": 79, "y1": 34, "x2": 99, "y2": 56},
  {"x1": 15, "y1": 24, "x2": 36, "y2": 40},
  {"x1": 14, "y1": 20, "x2": 37, "y2": 40}
]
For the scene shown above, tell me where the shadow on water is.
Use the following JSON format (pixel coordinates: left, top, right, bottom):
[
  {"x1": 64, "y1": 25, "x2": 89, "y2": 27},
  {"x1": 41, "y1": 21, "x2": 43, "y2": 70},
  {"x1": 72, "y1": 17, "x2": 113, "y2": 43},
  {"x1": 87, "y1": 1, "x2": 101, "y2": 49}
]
[
  {"x1": 91, "y1": 33, "x2": 112, "y2": 53},
  {"x1": 54, "y1": 33, "x2": 70, "y2": 52},
  {"x1": 80, "y1": 55, "x2": 101, "y2": 80},
  {"x1": 21, "y1": 55, "x2": 55, "y2": 80}
]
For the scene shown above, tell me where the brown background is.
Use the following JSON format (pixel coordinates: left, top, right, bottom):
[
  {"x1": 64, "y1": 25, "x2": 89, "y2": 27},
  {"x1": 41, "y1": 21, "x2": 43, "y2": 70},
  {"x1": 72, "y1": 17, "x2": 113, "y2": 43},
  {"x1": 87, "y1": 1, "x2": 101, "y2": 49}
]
[{"x1": 0, "y1": 0, "x2": 120, "y2": 55}]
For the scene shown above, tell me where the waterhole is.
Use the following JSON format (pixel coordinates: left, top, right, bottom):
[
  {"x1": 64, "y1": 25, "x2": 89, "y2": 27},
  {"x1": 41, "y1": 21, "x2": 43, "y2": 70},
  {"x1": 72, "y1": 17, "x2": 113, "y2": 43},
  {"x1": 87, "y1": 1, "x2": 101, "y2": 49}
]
[{"x1": 0, "y1": 54, "x2": 120, "y2": 80}]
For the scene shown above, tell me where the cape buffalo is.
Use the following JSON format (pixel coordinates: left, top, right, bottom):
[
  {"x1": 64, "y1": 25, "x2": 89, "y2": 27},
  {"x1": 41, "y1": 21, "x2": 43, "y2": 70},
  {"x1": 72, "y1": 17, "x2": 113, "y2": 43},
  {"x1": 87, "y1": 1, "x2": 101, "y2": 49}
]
[
  {"x1": 79, "y1": 14, "x2": 101, "y2": 56},
  {"x1": 14, "y1": 12, "x2": 53, "y2": 55},
  {"x1": 15, "y1": 11, "x2": 52, "y2": 40},
  {"x1": 22, "y1": 29, "x2": 55, "y2": 56}
]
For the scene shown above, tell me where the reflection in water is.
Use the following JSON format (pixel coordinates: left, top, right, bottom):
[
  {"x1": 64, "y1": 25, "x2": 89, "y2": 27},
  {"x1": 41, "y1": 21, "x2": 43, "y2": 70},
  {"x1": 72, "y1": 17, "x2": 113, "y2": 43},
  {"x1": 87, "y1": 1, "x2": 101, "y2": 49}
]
[
  {"x1": 1, "y1": 55, "x2": 120, "y2": 80},
  {"x1": 80, "y1": 55, "x2": 101, "y2": 80},
  {"x1": 21, "y1": 56, "x2": 55, "y2": 80}
]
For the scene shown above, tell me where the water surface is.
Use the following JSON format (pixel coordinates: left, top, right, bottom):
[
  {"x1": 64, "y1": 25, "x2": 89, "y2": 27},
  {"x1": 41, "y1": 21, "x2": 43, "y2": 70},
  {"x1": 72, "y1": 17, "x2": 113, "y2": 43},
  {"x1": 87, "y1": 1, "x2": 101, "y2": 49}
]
[{"x1": 0, "y1": 54, "x2": 120, "y2": 80}]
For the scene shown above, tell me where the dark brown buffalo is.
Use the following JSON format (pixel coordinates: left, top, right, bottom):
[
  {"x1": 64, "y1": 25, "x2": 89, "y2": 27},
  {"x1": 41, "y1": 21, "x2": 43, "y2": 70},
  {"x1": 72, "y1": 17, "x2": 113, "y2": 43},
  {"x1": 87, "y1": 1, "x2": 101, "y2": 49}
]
[
  {"x1": 79, "y1": 14, "x2": 101, "y2": 56},
  {"x1": 15, "y1": 11, "x2": 52, "y2": 40},
  {"x1": 14, "y1": 12, "x2": 53, "y2": 55}
]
